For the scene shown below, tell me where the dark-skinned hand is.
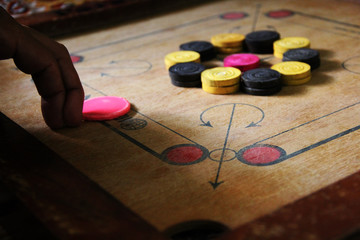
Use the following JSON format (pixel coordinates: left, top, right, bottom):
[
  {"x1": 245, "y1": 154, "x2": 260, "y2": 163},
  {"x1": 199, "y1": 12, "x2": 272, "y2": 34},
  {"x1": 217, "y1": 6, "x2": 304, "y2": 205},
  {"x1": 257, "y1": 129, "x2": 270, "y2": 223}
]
[{"x1": 0, "y1": 7, "x2": 84, "y2": 129}]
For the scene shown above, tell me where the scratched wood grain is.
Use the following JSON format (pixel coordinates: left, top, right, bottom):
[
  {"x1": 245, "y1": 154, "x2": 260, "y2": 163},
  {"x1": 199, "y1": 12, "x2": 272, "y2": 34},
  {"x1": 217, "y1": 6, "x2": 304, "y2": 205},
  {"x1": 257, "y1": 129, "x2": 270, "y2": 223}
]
[{"x1": 1, "y1": 0, "x2": 360, "y2": 237}]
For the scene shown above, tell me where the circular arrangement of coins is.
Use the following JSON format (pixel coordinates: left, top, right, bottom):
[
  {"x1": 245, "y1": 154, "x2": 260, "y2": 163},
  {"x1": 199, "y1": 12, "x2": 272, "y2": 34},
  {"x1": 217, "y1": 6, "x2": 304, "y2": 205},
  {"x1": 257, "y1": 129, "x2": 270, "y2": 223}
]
[{"x1": 164, "y1": 30, "x2": 320, "y2": 95}]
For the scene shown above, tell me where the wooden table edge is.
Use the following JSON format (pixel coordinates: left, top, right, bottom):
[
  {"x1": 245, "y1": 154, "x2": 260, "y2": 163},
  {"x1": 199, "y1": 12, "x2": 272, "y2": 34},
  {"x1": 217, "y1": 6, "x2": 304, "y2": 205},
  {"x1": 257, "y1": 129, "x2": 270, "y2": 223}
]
[{"x1": 1, "y1": 112, "x2": 359, "y2": 239}]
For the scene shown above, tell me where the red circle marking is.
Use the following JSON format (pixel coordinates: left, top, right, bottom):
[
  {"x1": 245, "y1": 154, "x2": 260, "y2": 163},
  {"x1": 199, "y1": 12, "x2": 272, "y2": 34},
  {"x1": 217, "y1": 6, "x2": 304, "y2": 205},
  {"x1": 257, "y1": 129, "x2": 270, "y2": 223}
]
[
  {"x1": 221, "y1": 12, "x2": 247, "y2": 20},
  {"x1": 242, "y1": 146, "x2": 282, "y2": 165},
  {"x1": 166, "y1": 146, "x2": 204, "y2": 164},
  {"x1": 71, "y1": 55, "x2": 83, "y2": 63},
  {"x1": 267, "y1": 10, "x2": 294, "y2": 19}
]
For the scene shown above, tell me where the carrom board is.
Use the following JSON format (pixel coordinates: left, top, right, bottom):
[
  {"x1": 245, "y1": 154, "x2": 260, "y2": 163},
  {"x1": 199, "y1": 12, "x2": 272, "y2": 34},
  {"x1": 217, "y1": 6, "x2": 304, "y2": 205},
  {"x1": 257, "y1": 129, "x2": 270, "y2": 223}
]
[
  {"x1": 1, "y1": 0, "x2": 360, "y2": 239},
  {"x1": 7, "y1": 0, "x2": 210, "y2": 36}
]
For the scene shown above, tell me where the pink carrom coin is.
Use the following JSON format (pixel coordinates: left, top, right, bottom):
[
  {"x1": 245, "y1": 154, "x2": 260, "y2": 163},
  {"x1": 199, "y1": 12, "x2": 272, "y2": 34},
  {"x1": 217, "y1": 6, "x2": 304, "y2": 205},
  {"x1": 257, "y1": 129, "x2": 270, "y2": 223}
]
[{"x1": 82, "y1": 96, "x2": 131, "y2": 121}]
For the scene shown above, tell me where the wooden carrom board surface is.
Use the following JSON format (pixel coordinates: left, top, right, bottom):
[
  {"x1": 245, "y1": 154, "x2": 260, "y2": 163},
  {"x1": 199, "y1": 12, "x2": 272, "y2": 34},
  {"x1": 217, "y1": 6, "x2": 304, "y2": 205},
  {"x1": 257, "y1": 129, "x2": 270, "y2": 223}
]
[{"x1": 1, "y1": 0, "x2": 360, "y2": 239}]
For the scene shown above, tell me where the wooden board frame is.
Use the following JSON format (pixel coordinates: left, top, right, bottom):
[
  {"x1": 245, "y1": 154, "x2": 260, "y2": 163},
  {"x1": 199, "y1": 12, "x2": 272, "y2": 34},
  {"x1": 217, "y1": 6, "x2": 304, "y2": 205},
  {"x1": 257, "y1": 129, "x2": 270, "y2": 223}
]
[
  {"x1": 1, "y1": 0, "x2": 360, "y2": 239},
  {"x1": 14, "y1": 0, "x2": 213, "y2": 37},
  {"x1": 1, "y1": 112, "x2": 359, "y2": 239}
]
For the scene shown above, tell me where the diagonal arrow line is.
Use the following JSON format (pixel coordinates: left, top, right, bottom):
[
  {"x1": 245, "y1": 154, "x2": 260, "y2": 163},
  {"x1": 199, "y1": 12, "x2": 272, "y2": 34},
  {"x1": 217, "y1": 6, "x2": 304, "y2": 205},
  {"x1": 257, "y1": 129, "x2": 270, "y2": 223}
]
[
  {"x1": 252, "y1": 3, "x2": 262, "y2": 32},
  {"x1": 209, "y1": 104, "x2": 237, "y2": 189},
  {"x1": 253, "y1": 100, "x2": 360, "y2": 145}
]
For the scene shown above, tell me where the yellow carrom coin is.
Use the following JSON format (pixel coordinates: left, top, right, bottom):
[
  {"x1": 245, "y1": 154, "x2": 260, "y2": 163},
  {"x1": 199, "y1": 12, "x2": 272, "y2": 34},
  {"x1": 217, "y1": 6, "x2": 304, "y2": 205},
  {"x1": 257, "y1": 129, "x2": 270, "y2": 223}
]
[
  {"x1": 164, "y1": 51, "x2": 200, "y2": 69},
  {"x1": 273, "y1": 37, "x2": 310, "y2": 58},
  {"x1": 271, "y1": 61, "x2": 311, "y2": 81},
  {"x1": 202, "y1": 83, "x2": 240, "y2": 94},
  {"x1": 283, "y1": 75, "x2": 312, "y2": 85},
  {"x1": 215, "y1": 46, "x2": 243, "y2": 54},
  {"x1": 201, "y1": 67, "x2": 241, "y2": 87},
  {"x1": 211, "y1": 33, "x2": 245, "y2": 47}
]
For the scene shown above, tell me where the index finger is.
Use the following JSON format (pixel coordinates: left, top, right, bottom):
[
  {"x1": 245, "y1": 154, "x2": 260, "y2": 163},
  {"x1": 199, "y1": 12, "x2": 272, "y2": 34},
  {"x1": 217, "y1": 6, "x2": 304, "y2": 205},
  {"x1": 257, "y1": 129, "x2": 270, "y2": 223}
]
[{"x1": 26, "y1": 27, "x2": 85, "y2": 127}]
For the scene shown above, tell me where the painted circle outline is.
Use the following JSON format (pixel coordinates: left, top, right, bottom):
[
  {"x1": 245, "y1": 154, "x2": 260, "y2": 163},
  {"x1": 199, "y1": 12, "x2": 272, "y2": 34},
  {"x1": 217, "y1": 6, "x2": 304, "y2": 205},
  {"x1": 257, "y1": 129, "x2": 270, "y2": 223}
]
[
  {"x1": 161, "y1": 144, "x2": 209, "y2": 166},
  {"x1": 237, "y1": 144, "x2": 287, "y2": 166},
  {"x1": 208, "y1": 148, "x2": 237, "y2": 162},
  {"x1": 119, "y1": 118, "x2": 147, "y2": 130},
  {"x1": 266, "y1": 9, "x2": 294, "y2": 19},
  {"x1": 71, "y1": 55, "x2": 84, "y2": 64},
  {"x1": 220, "y1": 12, "x2": 248, "y2": 20},
  {"x1": 342, "y1": 55, "x2": 360, "y2": 74}
]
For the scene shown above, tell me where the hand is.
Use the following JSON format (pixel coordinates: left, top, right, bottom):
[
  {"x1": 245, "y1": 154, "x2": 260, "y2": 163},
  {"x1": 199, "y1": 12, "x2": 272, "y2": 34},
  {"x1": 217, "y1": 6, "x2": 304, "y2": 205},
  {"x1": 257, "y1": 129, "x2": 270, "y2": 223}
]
[{"x1": 0, "y1": 7, "x2": 84, "y2": 129}]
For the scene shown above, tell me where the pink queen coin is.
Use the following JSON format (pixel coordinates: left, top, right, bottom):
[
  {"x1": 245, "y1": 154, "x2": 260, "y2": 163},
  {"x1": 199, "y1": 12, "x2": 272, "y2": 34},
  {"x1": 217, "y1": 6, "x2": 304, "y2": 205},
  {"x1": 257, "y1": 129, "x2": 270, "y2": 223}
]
[
  {"x1": 223, "y1": 53, "x2": 260, "y2": 72},
  {"x1": 82, "y1": 96, "x2": 131, "y2": 121}
]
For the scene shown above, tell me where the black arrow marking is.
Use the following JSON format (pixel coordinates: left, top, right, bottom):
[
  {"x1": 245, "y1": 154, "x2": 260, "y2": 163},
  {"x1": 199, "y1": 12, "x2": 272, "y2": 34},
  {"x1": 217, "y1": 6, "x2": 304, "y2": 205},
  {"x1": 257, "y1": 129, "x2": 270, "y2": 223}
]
[
  {"x1": 200, "y1": 121, "x2": 213, "y2": 127},
  {"x1": 209, "y1": 180, "x2": 224, "y2": 189},
  {"x1": 246, "y1": 121, "x2": 262, "y2": 128},
  {"x1": 245, "y1": 106, "x2": 265, "y2": 128},
  {"x1": 209, "y1": 104, "x2": 236, "y2": 189},
  {"x1": 200, "y1": 103, "x2": 265, "y2": 128},
  {"x1": 101, "y1": 73, "x2": 110, "y2": 77},
  {"x1": 266, "y1": 25, "x2": 277, "y2": 31},
  {"x1": 252, "y1": 3, "x2": 262, "y2": 32},
  {"x1": 199, "y1": 109, "x2": 213, "y2": 127}
]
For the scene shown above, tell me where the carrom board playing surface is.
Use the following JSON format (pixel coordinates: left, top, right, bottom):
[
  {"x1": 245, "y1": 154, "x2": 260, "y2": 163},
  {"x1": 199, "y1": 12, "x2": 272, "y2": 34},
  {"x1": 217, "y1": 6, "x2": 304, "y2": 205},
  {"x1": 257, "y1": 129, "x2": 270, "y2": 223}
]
[{"x1": 1, "y1": 0, "x2": 360, "y2": 239}]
